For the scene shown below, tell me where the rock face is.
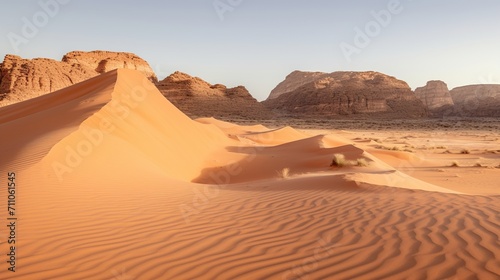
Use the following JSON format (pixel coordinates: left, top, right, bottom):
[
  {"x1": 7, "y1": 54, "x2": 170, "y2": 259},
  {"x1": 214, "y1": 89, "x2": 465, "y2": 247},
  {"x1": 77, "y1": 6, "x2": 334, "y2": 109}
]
[
  {"x1": 414, "y1": 81, "x2": 454, "y2": 110},
  {"x1": 264, "y1": 71, "x2": 427, "y2": 117},
  {"x1": 268, "y1": 70, "x2": 326, "y2": 100},
  {"x1": 0, "y1": 51, "x2": 157, "y2": 107},
  {"x1": 450, "y1": 85, "x2": 500, "y2": 117},
  {"x1": 157, "y1": 71, "x2": 274, "y2": 119},
  {"x1": 62, "y1": 51, "x2": 157, "y2": 83},
  {"x1": 0, "y1": 54, "x2": 97, "y2": 105}
]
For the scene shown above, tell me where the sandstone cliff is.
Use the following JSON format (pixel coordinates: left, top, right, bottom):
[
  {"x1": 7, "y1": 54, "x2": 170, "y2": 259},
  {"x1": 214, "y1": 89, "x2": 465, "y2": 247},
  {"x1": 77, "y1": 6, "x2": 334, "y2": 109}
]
[
  {"x1": 62, "y1": 51, "x2": 157, "y2": 82},
  {"x1": 0, "y1": 54, "x2": 97, "y2": 105},
  {"x1": 449, "y1": 85, "x2": 500, "y2": 117},
  {"x1": 0, "y1": 51, "x2": 157, "y2": 107},
  {"x1": 264, "y1": 71, "x2": 427, "y2": 118},
  {"x1": 157, "y1": 71, "x2": 274, "y2": 119},
  {"x1": 268, "y1": 70, "x2": 326, "y2": 100},
  {"x1": 414, "y1": 80, "x2": 454, "y2": 110}
]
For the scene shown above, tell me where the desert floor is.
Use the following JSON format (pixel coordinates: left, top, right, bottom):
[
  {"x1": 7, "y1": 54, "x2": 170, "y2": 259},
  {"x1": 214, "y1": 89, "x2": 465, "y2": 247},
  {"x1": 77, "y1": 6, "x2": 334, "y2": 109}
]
[{"x1": 0, "y1": 70, "x2": 498, "y2": 279}]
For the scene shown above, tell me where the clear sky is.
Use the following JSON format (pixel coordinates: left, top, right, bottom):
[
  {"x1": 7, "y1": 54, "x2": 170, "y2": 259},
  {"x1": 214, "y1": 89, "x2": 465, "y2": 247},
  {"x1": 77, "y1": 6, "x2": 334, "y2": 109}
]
[{"x1": 1, "y1": 0, "x2": 499, "y2": 100}]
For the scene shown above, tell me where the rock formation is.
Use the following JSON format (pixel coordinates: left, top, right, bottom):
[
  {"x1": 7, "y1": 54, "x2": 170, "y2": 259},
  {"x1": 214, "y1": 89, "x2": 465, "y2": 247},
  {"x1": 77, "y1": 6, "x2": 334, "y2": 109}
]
[
  {"x1": 268, "y1": 70, "x2": 326, "y2": 100},
  {"x1": 414, "y1": 81, "x2": 454, "y2": 110},
  {"x1": 157, "y1": 71, "x2": 274, "y2": 119},
  {"x1": 62, "y1": 51, "x2": 157, "y2": 82},
  {"x1": 449, "y1": 85, "x2": 500, "y2": 117},
  {"x1": 0, "y1": 54, "x2": 97, "y2": 105},
  {"x1": 264, "y1": 71, "x2": 427, "y2": 118},
  {"x1": 0, "y1": 51, "x2": 157, "y2": 107}
]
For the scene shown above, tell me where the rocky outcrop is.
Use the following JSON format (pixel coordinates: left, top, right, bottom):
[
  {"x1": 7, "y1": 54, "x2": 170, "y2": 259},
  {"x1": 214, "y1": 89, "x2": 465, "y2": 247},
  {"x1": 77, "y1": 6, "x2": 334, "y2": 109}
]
[
  {"x1": 268, "y1": 70, "x2": 326, "y2": 100},
  {"x1": 449, "y1": 85, "x2": 500, "y2": 117},
  {"x1": 0, "y1": 51, "x2": 157, "y2": 107},
  {"x1": 263, "y1": 71, "x2": 427, "y2": 118},
  {"x1": 414, "y1": 81, "x2": 454, "y2": 110},
  {"x1": 0, "y1": 54, "x2": 97, "y2": 105},
  {"x1": 62, "y1": 51, "x2": 157, "y2": 82},
  {"x1": 157, "y1": 71, "x2": 274, "y2": 119}
]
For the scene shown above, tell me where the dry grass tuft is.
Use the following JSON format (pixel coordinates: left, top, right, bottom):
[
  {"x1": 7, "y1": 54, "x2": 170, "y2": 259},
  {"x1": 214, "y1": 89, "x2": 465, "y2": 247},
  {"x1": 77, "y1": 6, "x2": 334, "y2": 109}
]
[
  {"x1": 451, "y1": 161, "x2": 459, "y2": 167},
  {"x1": 330, "y1": 154, "x2": 347, "y2": 167},
  {"x1": 279, "y1": 168, "x2": 290, "y2": 179},
  {"x1": 356, "y1": 158, "x2": 369, "y2": 167},
  {"x1": 330, "y1": 154, "x2": 370, "y2": 168},
  {"x1": 461, "y1": 149, "x2": 471, "y2": 154}
]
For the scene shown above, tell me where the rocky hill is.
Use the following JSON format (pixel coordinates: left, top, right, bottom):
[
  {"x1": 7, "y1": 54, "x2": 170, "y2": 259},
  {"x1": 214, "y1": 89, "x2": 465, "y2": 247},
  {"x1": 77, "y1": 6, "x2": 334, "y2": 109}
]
[
  {"x1": 268, "y1": 70, "x2": 326, "y2": 100},
  {"x1": 414, "y1": 80, "x2": 454, "y2": 111},
  {"x1": 263, "y1": 71, "x2": 427, "y2": 118},
  {"x1": 449, "y1": 85, "x2": 500, "y2": 117},
  {"x1": 157, "y1": 71, "x2": 274, "y2": 119},
  {"x1": 0, "y1": 51, "x2": 157, "y2": 106}
]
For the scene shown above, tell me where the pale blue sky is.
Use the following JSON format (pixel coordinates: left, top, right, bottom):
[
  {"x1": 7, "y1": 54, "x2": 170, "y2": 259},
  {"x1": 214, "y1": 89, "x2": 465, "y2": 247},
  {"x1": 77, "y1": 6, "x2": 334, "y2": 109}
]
[{"x1": 1, "y1": 0, "x2": 499, "y2": 100}]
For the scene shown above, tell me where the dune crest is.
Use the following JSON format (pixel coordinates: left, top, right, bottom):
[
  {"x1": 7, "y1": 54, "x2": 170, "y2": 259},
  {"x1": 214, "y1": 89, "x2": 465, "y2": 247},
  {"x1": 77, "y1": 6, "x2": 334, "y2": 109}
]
[
  {"x1": 0, "y1": 70, "x2": 498, "y2": 280},
  {"x1": 39, "y1": 69, "x2": 232, "y2": 183}
]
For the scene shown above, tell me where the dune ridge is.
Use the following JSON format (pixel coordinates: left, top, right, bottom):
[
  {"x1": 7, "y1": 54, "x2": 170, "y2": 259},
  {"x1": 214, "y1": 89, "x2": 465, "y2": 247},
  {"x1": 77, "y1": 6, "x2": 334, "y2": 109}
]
[{"x1": 0, "y1": 69, "x2": 498, "y2": 279}]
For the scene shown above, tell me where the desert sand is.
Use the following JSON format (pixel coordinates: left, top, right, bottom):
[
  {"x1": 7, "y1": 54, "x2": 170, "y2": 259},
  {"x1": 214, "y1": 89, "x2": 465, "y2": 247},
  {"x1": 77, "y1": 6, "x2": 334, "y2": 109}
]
[{"x1": 0, "y1": 69, "x2": 498, "y2": 279}]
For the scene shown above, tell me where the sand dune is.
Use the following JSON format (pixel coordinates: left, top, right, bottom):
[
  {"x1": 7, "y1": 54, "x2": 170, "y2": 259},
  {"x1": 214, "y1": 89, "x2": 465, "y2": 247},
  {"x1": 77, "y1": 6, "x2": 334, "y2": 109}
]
[{"x1": 0, "y1": 70, "x2": 498, "y2": 279}]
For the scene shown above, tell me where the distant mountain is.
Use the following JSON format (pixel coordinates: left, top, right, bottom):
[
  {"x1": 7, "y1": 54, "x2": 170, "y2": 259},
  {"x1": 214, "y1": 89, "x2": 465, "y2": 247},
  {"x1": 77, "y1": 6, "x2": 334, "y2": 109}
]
[
  {"x1": 267, "y1": 70, "x2": 326, "y2": 100},
  {"x1": 263, "y1": 71, "x2": 427, "y2": 118},
  {"x1": 449, "y1": 85, "x2": 500, "y2": 117},
  {"x1": 156, "y1": 71, "x2": 274, "y2": 120},
  {"x1": 414, "y1": 81, "x2": 454, "y2": 111}
]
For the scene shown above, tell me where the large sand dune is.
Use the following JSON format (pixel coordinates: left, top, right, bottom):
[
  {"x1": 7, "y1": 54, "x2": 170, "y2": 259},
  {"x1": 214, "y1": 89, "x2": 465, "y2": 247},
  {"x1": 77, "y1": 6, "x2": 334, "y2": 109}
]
[{"x1": 0, "y1": 70, "x2": 498, "y2": 279}]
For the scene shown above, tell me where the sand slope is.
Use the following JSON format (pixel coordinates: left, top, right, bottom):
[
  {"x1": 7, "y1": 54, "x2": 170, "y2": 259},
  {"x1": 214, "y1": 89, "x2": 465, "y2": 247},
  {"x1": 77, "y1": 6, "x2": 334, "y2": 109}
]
[{"x1": 0, "y1": 70, "x2": 498, "y2": 279}]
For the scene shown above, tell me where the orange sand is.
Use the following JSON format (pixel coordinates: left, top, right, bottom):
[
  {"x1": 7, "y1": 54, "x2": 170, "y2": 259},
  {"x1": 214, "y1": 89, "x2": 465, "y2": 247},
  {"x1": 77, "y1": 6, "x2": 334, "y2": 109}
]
[{"x1": 0, "y1": 70, "x2": 498, "y2": 279}]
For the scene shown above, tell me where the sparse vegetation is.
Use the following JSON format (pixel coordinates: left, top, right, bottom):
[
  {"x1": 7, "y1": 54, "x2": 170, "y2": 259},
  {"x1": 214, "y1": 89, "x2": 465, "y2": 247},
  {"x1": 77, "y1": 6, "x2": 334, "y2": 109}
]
[
  {"x1": 330, "y1": 154, "x2": 370, "y2": 167},
  {"x1": 451, "y1": 161, "x2": 459, "y2": 167},
  {"x1": 375, "y1": 145, "x2": 413, "y2": 153},
  {"x1": 330, "y1": 154, "x2": 347, "y2": 167},
  {"x1": 356, "y1": 158, "x2": 369, "y2": 167},
  {"x1": 279, "y1": 168, "x2": 290, "y2": 179},
  {"x1": 461, "y1": 149, "x2": 471, "y2": 154},
  {"x1": 474, "y1": 162, "x2": 483, "y2": 168}
]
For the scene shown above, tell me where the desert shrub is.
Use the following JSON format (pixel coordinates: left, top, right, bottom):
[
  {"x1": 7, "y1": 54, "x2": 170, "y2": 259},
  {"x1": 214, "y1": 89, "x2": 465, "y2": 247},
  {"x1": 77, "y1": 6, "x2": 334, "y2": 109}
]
[
  {"x1": 461, "y1": 149, "x2": 471, "y2": 154},
  {"x1": 451, "y1": 161, "x2": 459, "y2": 167},
  {"x1": 330, "y1": 154, "x2": 347, "y2": 167},
  {"x1": 356, "y1": 158, "x2": 369, "y2": 167},
  {"x1": 279, "y1": 168, "x2": 290, "y2": 179}
]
